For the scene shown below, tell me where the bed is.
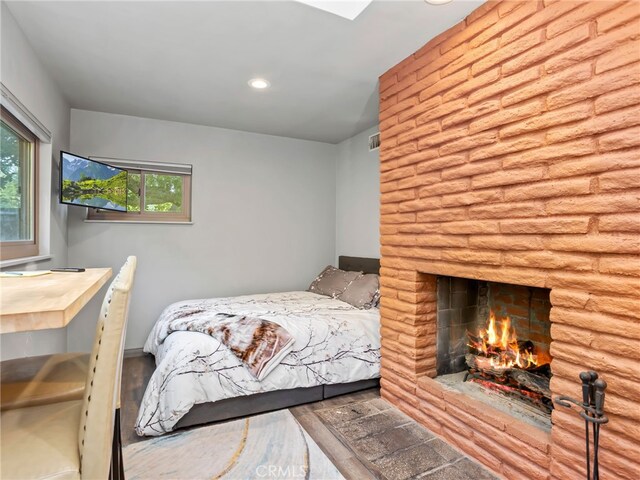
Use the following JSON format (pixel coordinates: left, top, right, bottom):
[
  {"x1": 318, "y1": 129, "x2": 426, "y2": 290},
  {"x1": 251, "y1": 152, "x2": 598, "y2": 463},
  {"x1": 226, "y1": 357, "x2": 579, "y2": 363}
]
[{"x1": 135, "y1": 256, "x2": 381, "y2": 436}]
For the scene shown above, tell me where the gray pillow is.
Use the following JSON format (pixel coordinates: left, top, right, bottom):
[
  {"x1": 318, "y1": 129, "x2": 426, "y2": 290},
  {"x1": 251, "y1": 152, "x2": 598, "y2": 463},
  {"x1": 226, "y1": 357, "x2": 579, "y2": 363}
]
[
  {"x1": 308, "y1": 265, "x2": 361, "y2": 298},
  {"x1": 338, "y1": 274, "x2": 380, "y2": 309}
]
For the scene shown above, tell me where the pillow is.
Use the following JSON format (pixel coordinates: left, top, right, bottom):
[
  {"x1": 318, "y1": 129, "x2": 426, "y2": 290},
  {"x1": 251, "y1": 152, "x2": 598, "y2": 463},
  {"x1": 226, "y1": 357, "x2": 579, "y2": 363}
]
[
  {"x1": 308, "y1": 265, "x2": 361, "y2": 298},
  {"x1": 338, "y1": 273, "x2": 380, "y2": 309}
]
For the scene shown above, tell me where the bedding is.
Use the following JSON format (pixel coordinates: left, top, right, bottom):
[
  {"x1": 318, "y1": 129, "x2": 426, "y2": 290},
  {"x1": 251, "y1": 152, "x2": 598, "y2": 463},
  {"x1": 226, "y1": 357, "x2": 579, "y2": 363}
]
[
  {"x1": 161, "y1": 311, "x2": 295, "y2": 381},
  {"x1": 338, "y1": 273, "x2": 380, "y2": 309},
  {"x1": 136, "y1": 291, "x2": 380, "y2": 436},
  {"x1": 307, "y1": 265, "x2": 361, "y2": 297}
]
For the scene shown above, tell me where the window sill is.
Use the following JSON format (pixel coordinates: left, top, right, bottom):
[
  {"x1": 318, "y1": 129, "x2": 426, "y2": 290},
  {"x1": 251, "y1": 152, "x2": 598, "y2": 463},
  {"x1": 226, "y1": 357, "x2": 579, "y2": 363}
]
[
  {"x1": 83, "y1": 220, "x2": 193, "y2": 225},
  {"x1": 0, "y1": 254, "x2": 53, "y2": 269}
]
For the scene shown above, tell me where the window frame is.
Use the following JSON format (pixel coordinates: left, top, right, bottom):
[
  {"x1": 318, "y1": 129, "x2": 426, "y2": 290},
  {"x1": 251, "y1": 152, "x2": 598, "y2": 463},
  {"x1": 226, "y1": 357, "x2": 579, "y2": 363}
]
[
  {"x1": 0, "y1": 106, "x2": 39, "y2": 261},
  {"x1": 87, "y1": 166, "x2": 192, "y2": 223}
]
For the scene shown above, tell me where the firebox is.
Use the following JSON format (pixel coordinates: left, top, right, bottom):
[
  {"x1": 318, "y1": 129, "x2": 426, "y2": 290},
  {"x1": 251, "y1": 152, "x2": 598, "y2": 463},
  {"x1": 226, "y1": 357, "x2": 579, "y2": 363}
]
[{"x1": 435, "y1": 276, "x2": 553, "y2": 430}]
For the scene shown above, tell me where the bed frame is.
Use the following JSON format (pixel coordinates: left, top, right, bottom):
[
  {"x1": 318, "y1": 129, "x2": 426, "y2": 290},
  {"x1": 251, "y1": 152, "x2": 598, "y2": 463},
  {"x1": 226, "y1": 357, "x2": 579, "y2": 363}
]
[{"x1": 173, "y1": 255, "x2": 381, "y2": 430}]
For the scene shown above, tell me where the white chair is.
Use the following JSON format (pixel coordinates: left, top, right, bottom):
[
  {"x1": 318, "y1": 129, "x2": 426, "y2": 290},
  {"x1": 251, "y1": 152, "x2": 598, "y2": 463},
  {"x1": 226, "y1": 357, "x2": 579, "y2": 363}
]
[
  {"x1": 1, "y1": 353, "x2": 89, "y2": 411},
  {"x1": 0, "y1": 256, "x2": 136, "y2": 479}
]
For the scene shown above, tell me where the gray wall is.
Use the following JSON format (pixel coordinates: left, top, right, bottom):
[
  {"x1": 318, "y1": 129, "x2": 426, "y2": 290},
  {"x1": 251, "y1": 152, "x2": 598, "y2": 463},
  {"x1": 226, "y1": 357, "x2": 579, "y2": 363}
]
[
  {"x1": 0, "y1": 7, "x2": 380, "y2": 357},
  {"x1": 336, "y1": 125, "x2": 380, "y2": 262},
  {"x1": 67, "y1": 109, "x2": 337, "y2": 351},
  {"x1": 1, "y1": 4, "x2": 70, "y2": 359}
]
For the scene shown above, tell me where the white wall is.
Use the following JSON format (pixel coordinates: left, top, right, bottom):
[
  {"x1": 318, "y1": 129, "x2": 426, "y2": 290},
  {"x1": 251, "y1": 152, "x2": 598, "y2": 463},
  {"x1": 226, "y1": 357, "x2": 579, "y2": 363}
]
[
  {"x1": 67, "y1": 109, "x2": 337, "y2": 351},
  {"x1": 1, "y1": 4, "x2": 70, "y2": 359},
  {"x1": 336, "y1": 126, "x2": 380, "y2": 262},
  {"x1": 0, "y1": 7, "x2": 378, "y2": 356}
]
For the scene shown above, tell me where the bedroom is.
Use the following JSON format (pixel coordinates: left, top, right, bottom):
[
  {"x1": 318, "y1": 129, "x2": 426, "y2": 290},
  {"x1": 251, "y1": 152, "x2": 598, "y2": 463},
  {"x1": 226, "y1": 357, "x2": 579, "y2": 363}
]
[{"x1": 1, "y1": 1, "x2": 639, "y2": 479}]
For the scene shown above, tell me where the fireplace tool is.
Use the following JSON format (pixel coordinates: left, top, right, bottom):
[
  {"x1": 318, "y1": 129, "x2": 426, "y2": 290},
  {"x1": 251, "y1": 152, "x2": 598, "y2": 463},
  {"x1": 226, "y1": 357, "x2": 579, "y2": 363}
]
[{"x1": 555, "y1": 371, "x2": 608, "y2": 480}]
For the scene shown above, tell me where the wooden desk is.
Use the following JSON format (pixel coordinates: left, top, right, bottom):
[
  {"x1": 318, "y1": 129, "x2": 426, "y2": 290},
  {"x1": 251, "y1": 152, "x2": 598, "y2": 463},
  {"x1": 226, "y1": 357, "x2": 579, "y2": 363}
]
[{"x1": 0, "y1": 268, "x2": 112, "y2": 334}]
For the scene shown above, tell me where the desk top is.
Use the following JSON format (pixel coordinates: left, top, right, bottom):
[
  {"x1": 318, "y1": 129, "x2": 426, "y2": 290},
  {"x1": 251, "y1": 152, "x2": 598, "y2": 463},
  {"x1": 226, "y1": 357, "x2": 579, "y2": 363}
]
[{"x1": 0, "y1": 268, "x2": 112, "y2": 334}]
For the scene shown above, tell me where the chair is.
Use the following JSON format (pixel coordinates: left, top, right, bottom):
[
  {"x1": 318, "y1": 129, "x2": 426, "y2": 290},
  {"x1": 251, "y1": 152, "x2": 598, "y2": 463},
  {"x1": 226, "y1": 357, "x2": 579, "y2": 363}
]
[
  {"x1": 1, "y1": 353, "x2": 89, "y2": 411},
  {"x1": 0, "y1": 256, "x2": 136, "y2": 479}
]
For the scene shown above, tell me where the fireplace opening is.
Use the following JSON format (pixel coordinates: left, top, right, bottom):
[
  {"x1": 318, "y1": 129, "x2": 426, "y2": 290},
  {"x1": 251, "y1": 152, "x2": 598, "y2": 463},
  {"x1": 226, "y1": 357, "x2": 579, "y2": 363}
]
[{"x1": 435, "y1": 276, "x2": 553, "y2": 431}]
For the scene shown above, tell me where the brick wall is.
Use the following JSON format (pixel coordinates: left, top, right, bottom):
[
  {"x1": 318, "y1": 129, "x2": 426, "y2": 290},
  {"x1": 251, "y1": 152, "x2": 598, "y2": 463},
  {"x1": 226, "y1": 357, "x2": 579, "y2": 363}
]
[
  {"x1": 487, "y1": 281, "x2": 552, "y2": 355},
  {"x1": 377, "y1": 1, "x2": 640, "y2": 479},
  {"x1": 436, "y1": 276, "x2": 482, "y2": 375}
]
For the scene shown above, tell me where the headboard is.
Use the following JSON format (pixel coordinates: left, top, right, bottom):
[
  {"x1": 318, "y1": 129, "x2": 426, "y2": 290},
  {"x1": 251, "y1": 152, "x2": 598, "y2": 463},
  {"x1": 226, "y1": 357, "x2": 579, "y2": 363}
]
[{"x1": 338, "y1": 256, "x2": 380, "y2": 275}]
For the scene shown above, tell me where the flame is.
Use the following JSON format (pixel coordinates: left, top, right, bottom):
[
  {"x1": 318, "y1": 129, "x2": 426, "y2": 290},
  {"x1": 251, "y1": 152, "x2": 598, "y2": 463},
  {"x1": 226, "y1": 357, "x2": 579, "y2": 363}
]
[
  {"x1": 487, "y1": 312, "x2": 497, "y2": 345},
  {"x1": 467, "y1": 310, "x2": 550, "y2": 370}
]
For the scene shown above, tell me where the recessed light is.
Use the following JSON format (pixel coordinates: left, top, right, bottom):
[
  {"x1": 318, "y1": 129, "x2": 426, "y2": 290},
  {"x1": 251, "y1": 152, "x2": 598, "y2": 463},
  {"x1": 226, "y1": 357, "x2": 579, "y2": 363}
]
[
  {"x1": 248, "y1": 78, "x2": 270, "y2": 89},
  {"x1": 424, "y1": 0, "x2": 453, "y2": 4}
]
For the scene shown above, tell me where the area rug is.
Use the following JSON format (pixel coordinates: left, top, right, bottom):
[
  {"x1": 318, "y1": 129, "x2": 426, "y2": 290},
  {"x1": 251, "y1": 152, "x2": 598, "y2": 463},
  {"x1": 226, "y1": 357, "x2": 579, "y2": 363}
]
[{"x1": 123, "y1": 409, "x2": 345, "y2": 480}]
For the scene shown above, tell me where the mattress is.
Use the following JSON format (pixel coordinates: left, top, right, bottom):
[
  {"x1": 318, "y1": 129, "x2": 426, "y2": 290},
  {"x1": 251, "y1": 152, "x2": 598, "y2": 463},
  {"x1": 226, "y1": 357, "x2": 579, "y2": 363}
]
[{"x1": 135, "y1": 291, "x2": 380, "y2": 436}]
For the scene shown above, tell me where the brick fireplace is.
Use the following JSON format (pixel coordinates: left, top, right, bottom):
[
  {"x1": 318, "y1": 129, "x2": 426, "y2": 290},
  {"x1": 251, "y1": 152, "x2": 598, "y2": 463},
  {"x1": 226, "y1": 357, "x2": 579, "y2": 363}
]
[
  {"x1": 377, "y1": 1, "x2": 639, "y2": 479},
  {"x1": 436, "y1": 277, "x2": 552, "y2": 377},
  {"x1": 435, "y1": 276, "x2": 554, "y2": 431}
]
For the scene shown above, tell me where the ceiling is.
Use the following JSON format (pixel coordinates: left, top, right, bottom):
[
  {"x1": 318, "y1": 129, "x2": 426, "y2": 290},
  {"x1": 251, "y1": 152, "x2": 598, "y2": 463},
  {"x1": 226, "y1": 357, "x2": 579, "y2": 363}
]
[{"x1": 6, "y1": 0, "x2": 482, "y2": 144}]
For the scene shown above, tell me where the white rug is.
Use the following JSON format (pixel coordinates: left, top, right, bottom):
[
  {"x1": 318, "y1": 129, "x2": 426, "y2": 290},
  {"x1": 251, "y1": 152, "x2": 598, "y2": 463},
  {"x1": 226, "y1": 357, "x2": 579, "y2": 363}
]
[{"x1": 123, "y1": 409, "x2": 345, "y2": 480}]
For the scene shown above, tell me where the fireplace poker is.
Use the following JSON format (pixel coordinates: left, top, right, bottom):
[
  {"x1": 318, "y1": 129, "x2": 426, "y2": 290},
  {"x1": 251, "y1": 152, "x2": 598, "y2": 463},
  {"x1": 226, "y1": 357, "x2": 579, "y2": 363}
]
[
  {"x1": 554, "y1": 371, "x2": 608, "y2": 480},
  {"x1": 588, "y1": 371, "x2": 598, "y2": 479},
  {"x1": 592, "y1": 379, "x2": 607, "y2": 480},
  {"x1": 579, "y1": 371, "x2": 592, "y2": 480}
]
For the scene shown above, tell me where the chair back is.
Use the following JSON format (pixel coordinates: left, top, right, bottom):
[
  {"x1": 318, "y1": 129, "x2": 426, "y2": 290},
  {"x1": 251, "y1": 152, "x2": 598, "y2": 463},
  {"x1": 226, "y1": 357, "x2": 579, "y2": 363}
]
[{"x1": 77, "y1": 256, "x2": 137, "y2": 479}]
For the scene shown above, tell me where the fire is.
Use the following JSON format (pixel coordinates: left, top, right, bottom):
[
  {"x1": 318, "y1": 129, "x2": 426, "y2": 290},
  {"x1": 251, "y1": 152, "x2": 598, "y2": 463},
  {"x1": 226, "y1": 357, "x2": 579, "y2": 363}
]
[{"x1": 468, "y1": 311, "x2": 550, "y2": 370}]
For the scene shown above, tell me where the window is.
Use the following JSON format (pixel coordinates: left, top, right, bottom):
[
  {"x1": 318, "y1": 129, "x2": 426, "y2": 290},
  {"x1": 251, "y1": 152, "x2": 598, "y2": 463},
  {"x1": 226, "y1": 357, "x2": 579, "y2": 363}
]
[
  {"x1": 87, "y1": 158, "x2": 192, "y2": 222},
  {"x1": 0, "y1": 106, "x2": 38, "y2": 260}
]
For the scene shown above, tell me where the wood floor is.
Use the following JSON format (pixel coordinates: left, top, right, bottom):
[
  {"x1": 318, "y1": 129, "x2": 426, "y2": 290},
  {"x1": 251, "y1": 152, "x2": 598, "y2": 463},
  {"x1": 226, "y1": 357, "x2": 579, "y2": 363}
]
[
  {"x1": 120, "y1": 353, "x2": 496, "y2": 480},
  {"x1": 121, "y1": 352, "x2": 156, "y2": 447},
  {"x1": 120, "y1": 353, "x2": 378, "y2": 476}
]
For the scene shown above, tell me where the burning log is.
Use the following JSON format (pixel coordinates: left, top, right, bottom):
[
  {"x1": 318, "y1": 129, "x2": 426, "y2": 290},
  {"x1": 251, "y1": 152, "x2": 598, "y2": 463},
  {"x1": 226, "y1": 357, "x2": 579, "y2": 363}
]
[
  {"x1": 468, "y1": 333, "x2": 534, "y2": 356},
  {"x1": 509, "y1": 369, "x2": 552, "y2": 399},
  {"x1": 465, "y1": 353, "x2": 509, "y2": 378},
  {"x1": 465, "y1": 353, "x2": 551, "y2": 400},
  {"x1": 467, "y1": 376, "x2": 552, "y2": 415},
  {"x1": 465, "y1": 310, "x2": 553, "y2": 415}
]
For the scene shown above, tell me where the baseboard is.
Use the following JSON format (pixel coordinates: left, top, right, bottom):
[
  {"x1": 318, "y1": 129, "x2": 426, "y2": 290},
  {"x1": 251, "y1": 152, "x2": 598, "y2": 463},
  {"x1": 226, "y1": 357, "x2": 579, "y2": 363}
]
[{"x1": 124, "y1": 347, "x2": 147, "y2": 358}]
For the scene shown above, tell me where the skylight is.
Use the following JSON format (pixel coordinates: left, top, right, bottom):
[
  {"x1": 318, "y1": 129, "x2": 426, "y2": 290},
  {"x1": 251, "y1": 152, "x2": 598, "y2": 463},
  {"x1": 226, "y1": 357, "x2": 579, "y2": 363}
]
[{"x1": 295, "y1": 1, "x2": 373, "y2": 20}]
